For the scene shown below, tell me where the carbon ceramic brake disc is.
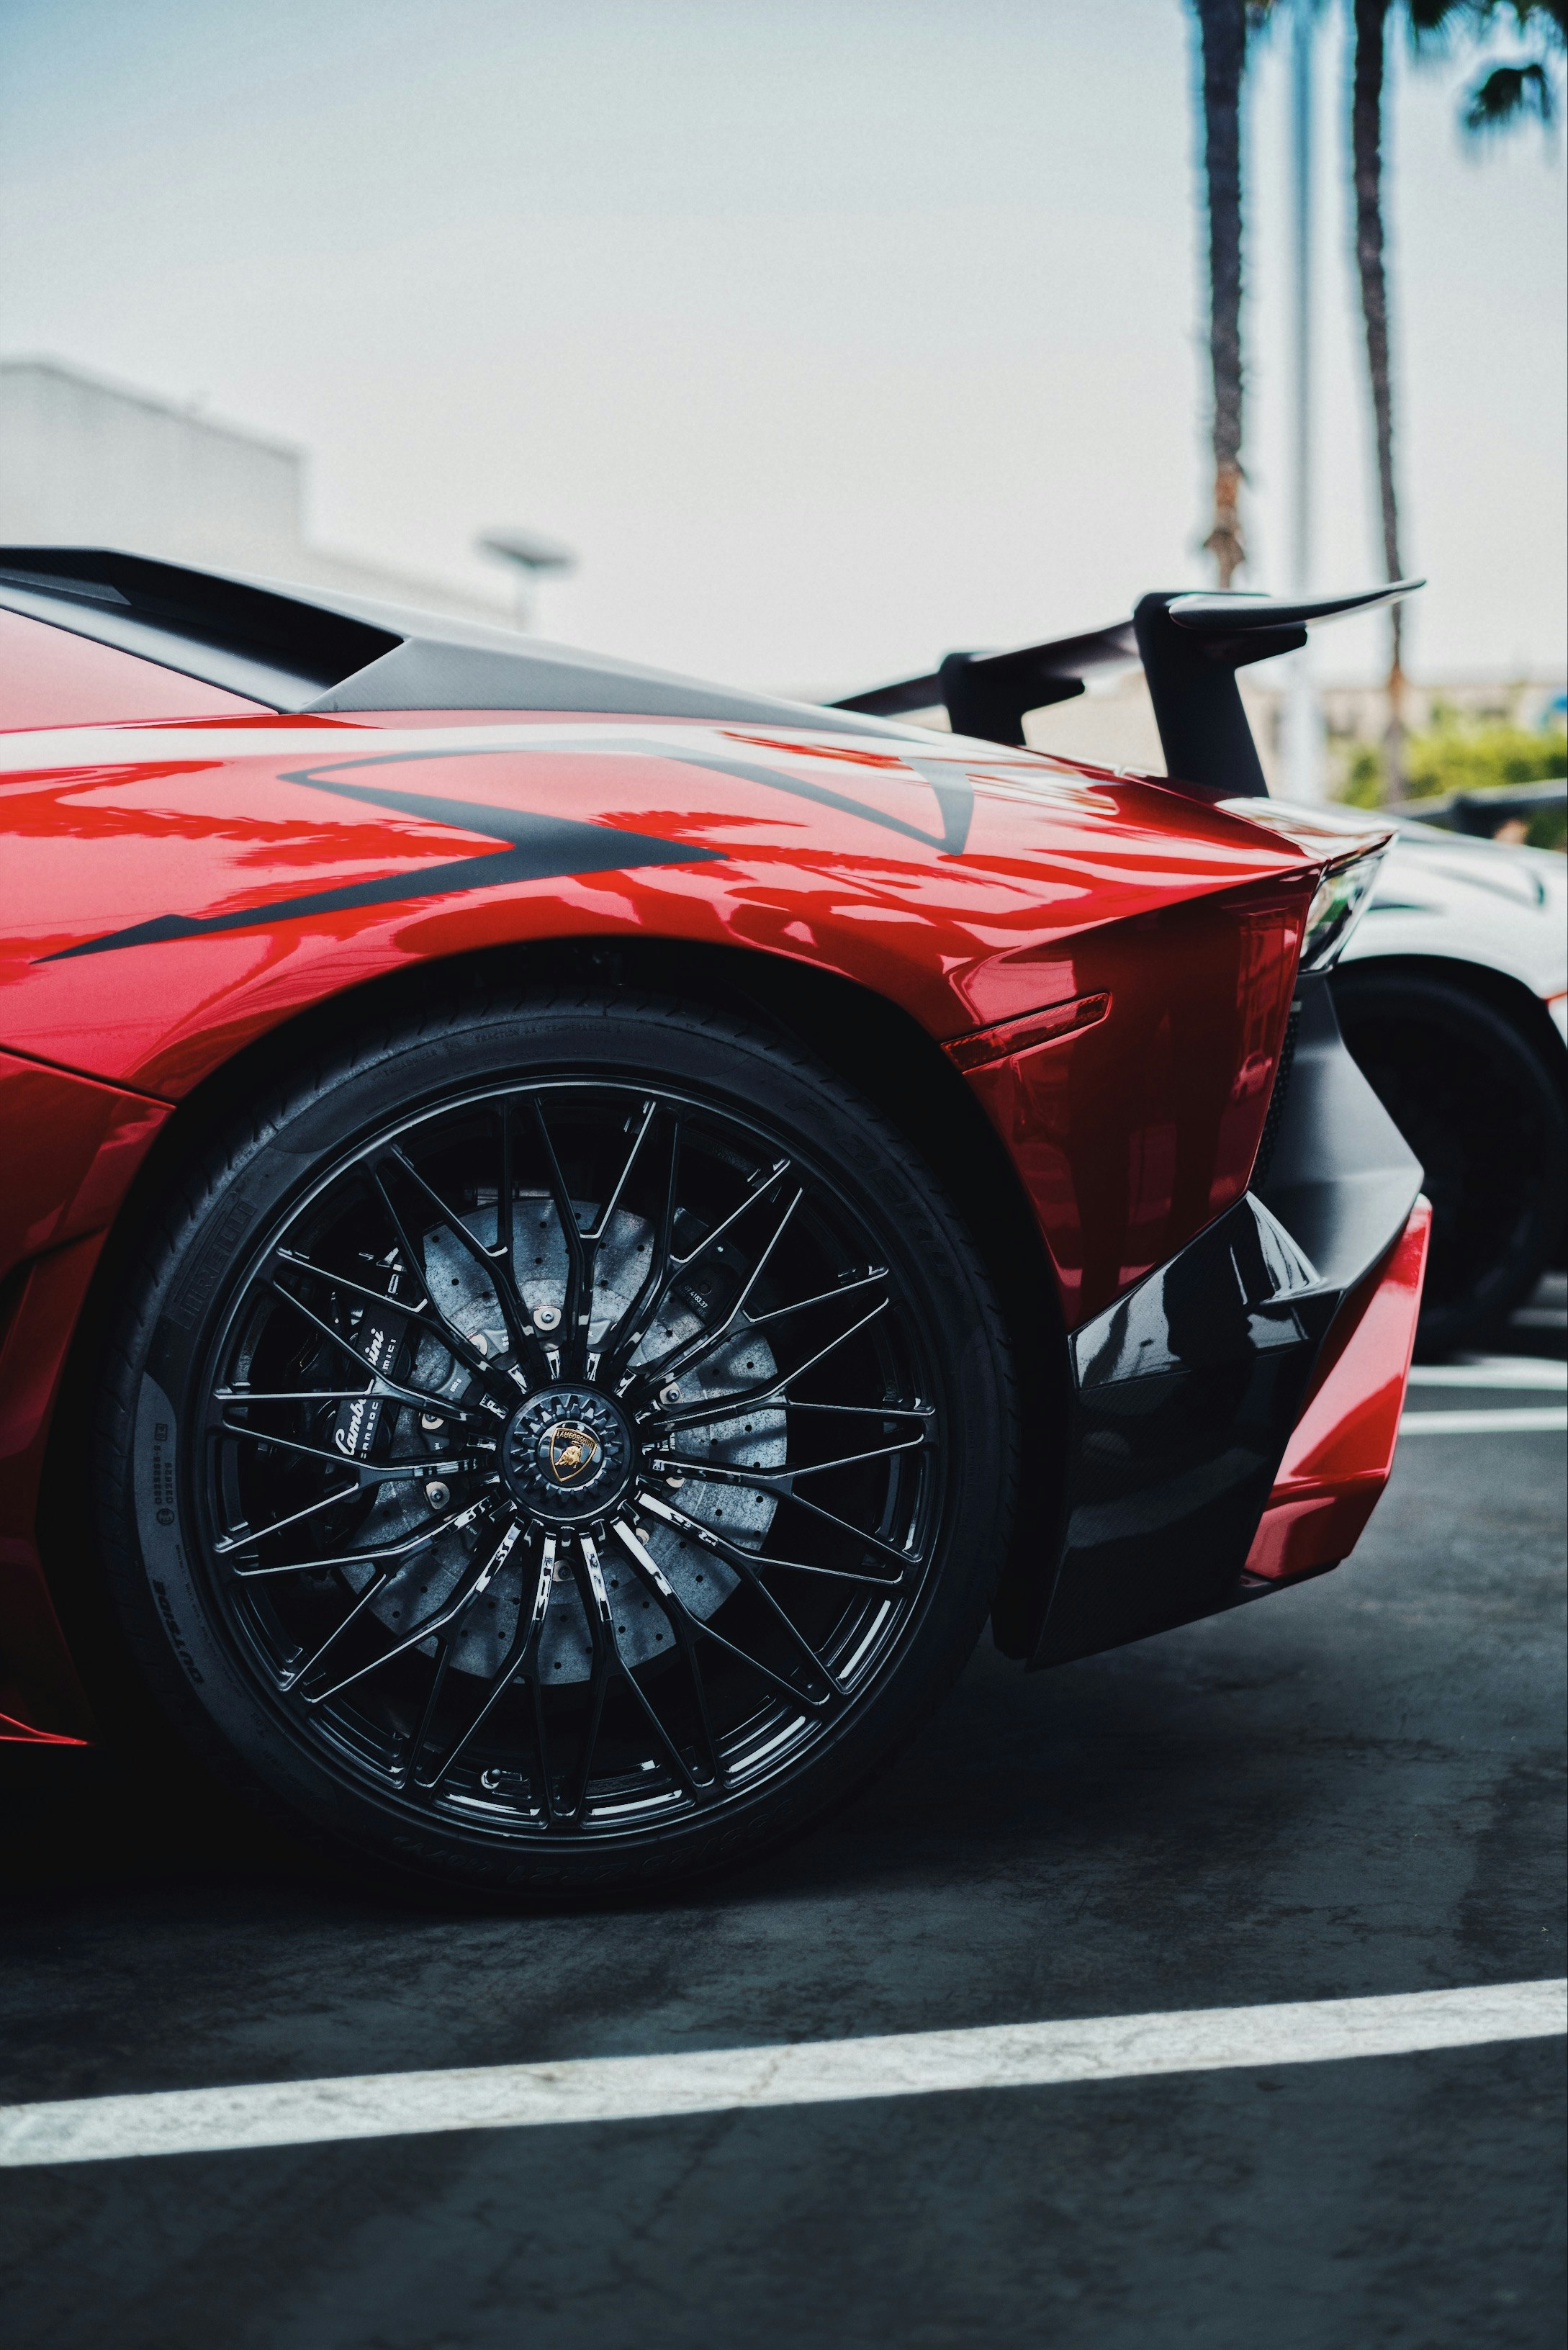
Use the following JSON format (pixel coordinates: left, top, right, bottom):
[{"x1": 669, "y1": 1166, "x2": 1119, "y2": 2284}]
[{"x1": 333, "y1": 1196, "x2": 785, "y2": 1683}]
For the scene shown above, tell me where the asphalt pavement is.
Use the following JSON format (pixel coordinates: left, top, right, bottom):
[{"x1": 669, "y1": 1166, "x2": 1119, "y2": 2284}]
[{"x1": 1, "y1": 1279, "x2": 1564, "y2": 2350}]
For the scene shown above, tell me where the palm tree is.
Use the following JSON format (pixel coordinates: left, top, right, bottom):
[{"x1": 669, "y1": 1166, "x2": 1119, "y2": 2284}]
[
  {"x1": 1349, "y1": 1, "x2": 1564, "y2": 793},
  {"x1": 1191, "y1": 0, "x2": 1261, "y2": 584},
  {"x1": 1350, "y1": 0, "x2": 1407, "y2": 780}
]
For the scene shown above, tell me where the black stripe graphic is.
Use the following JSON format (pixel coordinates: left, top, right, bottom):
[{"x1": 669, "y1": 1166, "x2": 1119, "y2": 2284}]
[
  {"x1": 41, "y1": 753, "x2": 722, "y2": 962},
  {"x1": 40, "y1": 738, "x2": 974, "y2": 962}
]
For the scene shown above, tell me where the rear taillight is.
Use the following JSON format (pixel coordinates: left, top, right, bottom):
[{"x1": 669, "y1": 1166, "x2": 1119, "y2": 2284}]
[
  {"x1": 1216, "y1": 798, "x2": 1392, "y2": 977},
  {"x1": 1298, "y1": 845, "x2": 1387, "y2": 973}
]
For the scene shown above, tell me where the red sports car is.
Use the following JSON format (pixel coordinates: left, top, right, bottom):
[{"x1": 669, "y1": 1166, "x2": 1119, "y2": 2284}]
[{"x1": 0, "y1": 550, "x2": 1428, "y2": 1895}]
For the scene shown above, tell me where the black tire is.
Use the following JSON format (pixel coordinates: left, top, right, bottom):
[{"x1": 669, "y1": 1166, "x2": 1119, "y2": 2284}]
[
  {"x1": 92, "y1": 989, "x2": 1018, "y2": 1899},
  {"x1": 1333, "y1": 968, "x2": 1568, "y2": 1356}
]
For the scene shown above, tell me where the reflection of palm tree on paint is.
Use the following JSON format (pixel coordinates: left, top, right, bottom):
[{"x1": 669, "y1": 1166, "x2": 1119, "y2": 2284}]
[{"x1": 1348, "y1": 0, "x2": 1564, "y2": 791}]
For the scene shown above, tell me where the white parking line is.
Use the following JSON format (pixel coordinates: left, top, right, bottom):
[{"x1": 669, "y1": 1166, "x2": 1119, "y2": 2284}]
[
  {"x1": 0, "y1": 1981, "x2": 1561, "y2": 2169},
  {"x1": 1399, "y1": 1408, "x2": 1567, "y2": 1435},
  {"x1": 1407, "y1": 1359, "x2": 1567, "y2": 1391}
]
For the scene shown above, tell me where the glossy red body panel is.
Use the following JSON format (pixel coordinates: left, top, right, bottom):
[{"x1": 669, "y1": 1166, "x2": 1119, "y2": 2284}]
[
  {"x1": 942, "y1": 990, "x2": 1112, "y2": 1069},
  {"x1": 0, "y1": 1048, "x2": 171, "y2": 1277},
  {"x1": 0, "y1": 667, "x2": 1369, "y2": 1740},
  {"x1": 1243, "y1": 1197, "x2": 1431, "y2": 1585},
  {"x1": 950, "y1": 876, "x2": 1306, "y2": 1324},
  {"x1": 0, "y1": 608, "x2": 266, "y2": 729},
  {"x1": 0, "y1": 714, "x2": 1321, "y2": 1094},
  {"x1": 0, "y1": 1053, "x2": 172, "y2": 1737}
]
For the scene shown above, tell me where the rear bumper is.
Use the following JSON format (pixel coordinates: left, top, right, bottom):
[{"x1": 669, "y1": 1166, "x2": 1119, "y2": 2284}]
[
  {"x1": 1242, "y1": 1197, "x2": 1429, "y2": 1586},
  {"x1": 1029, "y1": 976, "x2": 1426, "y2": 1667}
]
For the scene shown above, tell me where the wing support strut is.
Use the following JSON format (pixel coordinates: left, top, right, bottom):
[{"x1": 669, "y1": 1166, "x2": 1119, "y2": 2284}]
[{"x1": 832, "y1": 580, "x2": 1424, "y2": 796}]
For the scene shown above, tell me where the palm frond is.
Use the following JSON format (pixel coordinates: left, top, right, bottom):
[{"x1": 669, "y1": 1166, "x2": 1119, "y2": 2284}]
[
  {"x1": 1407, "y1": 0, "x2": 1567, "y2": 56},
  {"x1": 1406, "y1": 0, "x2": 1477, "y2": 55},
  {"x1": 1464, "y1": 57, "x2": 1556, "y2": 126}
]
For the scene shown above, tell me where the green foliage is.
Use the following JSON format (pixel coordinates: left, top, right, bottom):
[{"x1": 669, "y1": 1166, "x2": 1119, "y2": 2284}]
[
  {"x1": 1334, "y1": 707, "x2": 1568, "y2": 844},
  {"x1": 1340, "y1": 745, "x2": 1387, "y2": 808},
  {"x1": 1403, "y1": 706, "x2": 1568, "y2": 796}
]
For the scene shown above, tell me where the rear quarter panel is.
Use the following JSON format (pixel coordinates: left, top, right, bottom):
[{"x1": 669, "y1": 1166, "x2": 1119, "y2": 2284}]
[
  {"x1": 0, "y1": 710, "x2": 1328, "y2": 1736},
  {"x1": 0, "y1": 713, "x2": 1320, "y2": 1331}
]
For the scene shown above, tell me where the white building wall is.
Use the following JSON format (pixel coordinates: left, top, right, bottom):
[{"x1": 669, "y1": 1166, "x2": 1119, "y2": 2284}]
[
  {"x1": 0, "y1": 361, "x2": 302, "y2": 567},
  {"x1": 0, "y1": 359, "x2": 510, "y2": 626}
]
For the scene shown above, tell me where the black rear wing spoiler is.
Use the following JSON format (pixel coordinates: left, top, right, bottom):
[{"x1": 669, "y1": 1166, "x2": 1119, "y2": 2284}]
[{"x1": 832, "y1": 580, "x2": 1423, "y2": 797}]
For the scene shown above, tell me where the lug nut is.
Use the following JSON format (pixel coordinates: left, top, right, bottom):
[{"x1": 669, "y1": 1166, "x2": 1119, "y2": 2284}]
[
  {"x1": 425, "y1": 1480, "x2": 451, "y2": 1509},
  {"x1": 420, "y1": 1412, "x2": 445, "y2": 1432},
  {"x1": 533, "y1": 1304, "x2": 562, "y2": 1331},
  {"x1": 658, "y1": 1382, "x2": 682, "y2": 1407}
]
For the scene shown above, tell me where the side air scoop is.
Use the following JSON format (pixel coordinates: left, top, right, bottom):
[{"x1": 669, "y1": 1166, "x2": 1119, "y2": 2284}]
[{"x1": 834, "y1": 579, "x2": 1424, "y2": 796}]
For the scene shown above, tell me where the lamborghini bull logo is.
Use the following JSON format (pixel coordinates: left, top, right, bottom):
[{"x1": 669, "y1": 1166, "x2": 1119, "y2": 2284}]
[{"x1": 545, "y1": 1421, "x2": 601, "y2": 1485}]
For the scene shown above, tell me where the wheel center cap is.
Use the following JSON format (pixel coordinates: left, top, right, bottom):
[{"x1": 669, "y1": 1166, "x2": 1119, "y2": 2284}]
[{"x1": 502, "y1": 1386, "x2": 634, "y2": 1524}]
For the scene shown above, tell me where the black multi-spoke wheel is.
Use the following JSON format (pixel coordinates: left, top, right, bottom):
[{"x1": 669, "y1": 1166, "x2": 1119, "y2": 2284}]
[{"x1": 96, "y1": 991, "x2": 1017, "y2": 1894}]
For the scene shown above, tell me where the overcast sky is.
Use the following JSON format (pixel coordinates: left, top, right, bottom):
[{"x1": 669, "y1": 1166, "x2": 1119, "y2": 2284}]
[{"x1": 1, "y1": 0, "x2": 1562, "y2": 693}]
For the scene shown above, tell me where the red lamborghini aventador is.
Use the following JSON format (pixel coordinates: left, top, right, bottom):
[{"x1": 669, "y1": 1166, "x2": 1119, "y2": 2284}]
[{"x1": 0, "y1": 551, "x2": 1428, "y2": 1894}]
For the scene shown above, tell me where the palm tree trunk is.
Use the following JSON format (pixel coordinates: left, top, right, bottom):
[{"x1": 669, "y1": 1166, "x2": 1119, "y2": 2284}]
[
  {"x1": 1194, "y1": 0, "x2": 1251, "y2": 585},
  {"x1": 1351, "y1": 0, "x2": 1407, "y2": 792}
]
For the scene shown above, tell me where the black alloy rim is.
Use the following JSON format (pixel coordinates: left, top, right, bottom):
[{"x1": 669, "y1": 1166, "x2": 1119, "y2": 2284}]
[{"x1": 192, "y1": 1078, "x2": 947, "y2": 1840}]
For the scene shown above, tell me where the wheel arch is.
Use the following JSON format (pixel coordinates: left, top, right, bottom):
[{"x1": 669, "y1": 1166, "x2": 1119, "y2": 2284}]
[
  {"x1": 1333, "y1": 951, "x2": 1568, "y2": 1099},
  {"x1": 38, "y1": 933, "x2": 1068, "y2": 1703},
  {"x1": 1331, "y1": 949, "x2": 1568, "y2": 1287}
]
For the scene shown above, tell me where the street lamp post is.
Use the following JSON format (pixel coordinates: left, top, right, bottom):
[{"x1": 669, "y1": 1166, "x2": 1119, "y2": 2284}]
[{"x1": 477, "y1": 529, "x2": 577, "y2": 630}]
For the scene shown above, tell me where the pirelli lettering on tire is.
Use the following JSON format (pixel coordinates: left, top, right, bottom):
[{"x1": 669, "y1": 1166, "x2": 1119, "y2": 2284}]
[
  {"x1": 150, "y1": 1578, "x2": 204, "y2": 1687},
  {"x1": 132, "y1": 1374, "x2": 202, "y2": 1663},
  {"x1": 166, "y1": 1195, "x2": 253, "y2": 1332}
]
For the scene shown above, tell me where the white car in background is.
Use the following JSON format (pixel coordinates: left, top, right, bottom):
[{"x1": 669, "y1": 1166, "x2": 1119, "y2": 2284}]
[{"x1": 1333, "y1": 820, "x2": 1567, "y2": 1354}]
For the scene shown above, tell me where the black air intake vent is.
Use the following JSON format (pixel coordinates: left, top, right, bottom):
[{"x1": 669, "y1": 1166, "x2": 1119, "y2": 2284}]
[
  {"x1": 0, "y1": 547, "x2": 402, "y2": 709},
  {"x1": 0, "y1": 546, "x2": 903, "y2": 730}
]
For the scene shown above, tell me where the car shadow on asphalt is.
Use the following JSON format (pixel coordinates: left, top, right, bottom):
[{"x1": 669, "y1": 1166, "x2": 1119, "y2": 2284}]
[
  {"x1": 4, "y1": 1274, "x2": 1561, "y2": 1940},
  {"x1": 0, "y1": 1610, "x2": 1348, "y2": 1936}
]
